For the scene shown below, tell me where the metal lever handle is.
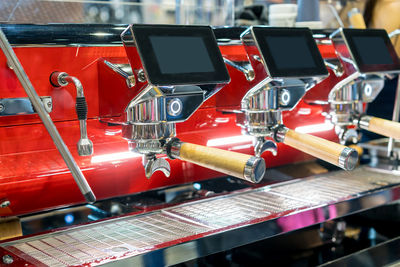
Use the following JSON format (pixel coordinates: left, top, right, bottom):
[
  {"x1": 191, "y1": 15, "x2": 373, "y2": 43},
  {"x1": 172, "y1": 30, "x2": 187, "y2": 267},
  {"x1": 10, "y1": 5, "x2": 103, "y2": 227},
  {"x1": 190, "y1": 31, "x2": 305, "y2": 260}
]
[
  {"x1": 50, "y1": 72, "x2": 93, "y2": 156},
  {"x1": 167, "y1": 138, "x2": 266, "y2": 183},
  {"x1": 358, "y1": 115, "x2": 400, "y2": 140},
  {"x1": 0, "y1": 30, "x2": 96, "y2": 203},
  {"x1": 276, "y1": 127, "x2": 358, "y2": 171}
]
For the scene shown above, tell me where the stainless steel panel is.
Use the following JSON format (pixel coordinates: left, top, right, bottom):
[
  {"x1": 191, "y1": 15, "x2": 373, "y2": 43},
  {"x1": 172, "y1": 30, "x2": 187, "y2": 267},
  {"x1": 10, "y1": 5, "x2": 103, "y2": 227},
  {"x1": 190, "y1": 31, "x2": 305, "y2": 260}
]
[{"x1": 1, "y1": 167, "x2": 400, "y2": 266}]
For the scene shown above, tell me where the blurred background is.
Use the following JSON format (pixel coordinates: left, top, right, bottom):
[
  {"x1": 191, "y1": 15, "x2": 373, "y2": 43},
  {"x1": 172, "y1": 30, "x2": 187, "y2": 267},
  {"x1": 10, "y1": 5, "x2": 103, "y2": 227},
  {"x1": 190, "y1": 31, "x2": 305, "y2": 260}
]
[{"x1": 0, "y1": 0, "x2": 376, "y2": 28}]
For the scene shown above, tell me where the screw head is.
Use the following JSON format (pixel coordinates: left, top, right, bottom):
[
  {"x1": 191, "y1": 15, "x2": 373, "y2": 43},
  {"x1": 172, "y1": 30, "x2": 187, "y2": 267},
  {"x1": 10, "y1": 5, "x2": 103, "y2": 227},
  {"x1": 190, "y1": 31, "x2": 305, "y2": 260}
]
[
  {"x1": 2, "y1": 255, "x2": 13, "y2": 264},
  {"x1": 126, "y1": 75, "x2": 136, "y2": 88},
  {"x1": 0, "y1": 200, "x2": 10, "y2": 208},
  {"x1": 137, "y1": 69, "x2": 147, "y2": 83},
  {"x1": 0, "y1": 103, "x2": 4, "y2": 113}
]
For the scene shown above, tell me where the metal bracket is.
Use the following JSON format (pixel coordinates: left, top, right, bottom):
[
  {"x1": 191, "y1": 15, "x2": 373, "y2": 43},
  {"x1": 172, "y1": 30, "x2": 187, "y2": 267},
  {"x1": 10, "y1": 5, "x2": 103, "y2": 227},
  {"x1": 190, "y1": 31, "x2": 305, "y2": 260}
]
[
  {"x1": 0, "y1": 97, "x2": 52, "y2": 116},
  {"x1": 104, "y1": 60, "x2": 136, "y2": 88},
  {"x1": 143, "y1": 154, "x2": 171, "y2": 178}
]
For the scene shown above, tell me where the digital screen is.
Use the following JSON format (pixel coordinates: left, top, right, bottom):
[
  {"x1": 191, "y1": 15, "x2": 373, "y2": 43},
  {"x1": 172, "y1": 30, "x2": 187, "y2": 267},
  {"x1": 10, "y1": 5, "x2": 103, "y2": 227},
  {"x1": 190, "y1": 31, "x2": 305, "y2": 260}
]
[
  {"x1": 250, "y1": 27, "x2": 328, "y2": 78},
  {"x1": 265, "y1": 36, "x2": 317, "y2": 70},
  {"x1": 351, "y1": 36, "x2": 394, "y2": 65},
  {"x1": 149, "y1": 36, "x2": 215, "y2": 74},
  {"x1": 131, "y1": 25, "x2": 230, "y2": 86},
  {"x1": 341, "y1": 28, "x2": 400, "y2": 74}
]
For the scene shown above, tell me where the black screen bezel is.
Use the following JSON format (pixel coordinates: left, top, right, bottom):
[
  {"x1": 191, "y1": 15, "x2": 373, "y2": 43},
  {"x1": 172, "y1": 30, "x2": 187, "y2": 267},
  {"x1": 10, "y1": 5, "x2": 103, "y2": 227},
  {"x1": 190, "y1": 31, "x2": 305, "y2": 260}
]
[
  {"x1": 342, "y1": 28, "x2": 400, "y2": 74},
  {"x1": 252, "y1": 27, "x2": 328, "y2": 78},
  {"x1": 132, "y1": 24, "x2": 230, "y2": 86}
]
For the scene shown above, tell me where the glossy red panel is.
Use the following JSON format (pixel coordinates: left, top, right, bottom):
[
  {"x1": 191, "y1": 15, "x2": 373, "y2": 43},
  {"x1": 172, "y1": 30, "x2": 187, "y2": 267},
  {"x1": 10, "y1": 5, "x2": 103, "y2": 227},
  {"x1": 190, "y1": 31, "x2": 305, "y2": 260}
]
[{"x1": 0, "y1": 42, "x2": 338, "y2": 217}]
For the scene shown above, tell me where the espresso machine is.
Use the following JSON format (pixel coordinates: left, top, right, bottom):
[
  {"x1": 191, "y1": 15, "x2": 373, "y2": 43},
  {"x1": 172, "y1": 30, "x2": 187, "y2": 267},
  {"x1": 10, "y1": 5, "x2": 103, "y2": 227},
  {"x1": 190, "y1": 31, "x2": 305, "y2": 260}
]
[
  {"x1": 236, "y1": 27, "x2": 358, "y2": 170},
  {"x1": 323, "y1": 28, "x2": 400, "y2": 148},
  {"x1": 2, "y1": 24, "x2": 400, "y2": 267},
  {"x1": 103, "y1": 24, "x2": 265, "y2": 183}
]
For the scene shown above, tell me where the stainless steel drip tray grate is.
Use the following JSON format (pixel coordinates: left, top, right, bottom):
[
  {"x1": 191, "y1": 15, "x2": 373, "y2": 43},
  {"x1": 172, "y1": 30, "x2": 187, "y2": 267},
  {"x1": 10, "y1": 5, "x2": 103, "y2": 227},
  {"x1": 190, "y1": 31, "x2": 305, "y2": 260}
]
[
  {"x1": 4, "y1": 212, "x2": 209, "y2": 266},
  {"x1": 1, "y1": 167, "x2": 400, "y2": 266},
  {"x1": 162, "y1": 190, "x2": 311, "y2": 229},
  {"x1": 269, "y1": 167, "x2": 400, "y2": 205}
]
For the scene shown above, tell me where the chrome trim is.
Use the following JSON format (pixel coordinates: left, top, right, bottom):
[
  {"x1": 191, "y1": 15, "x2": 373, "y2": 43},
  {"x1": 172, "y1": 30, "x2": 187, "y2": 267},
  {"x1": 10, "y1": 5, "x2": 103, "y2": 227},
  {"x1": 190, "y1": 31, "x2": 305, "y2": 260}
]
[
  {"x1": 0, "y1": 24, "x2": 336, "y2": 48},
  {"x1": 0, "y1": 29, "x2": 95, "y2": 203},
  {"x1": 167, "y1": 139, "x2": 182, "y2": 160},
  {"x1": 324, "y1": 59, "x2": 344, "y2": 77},
  {"x1": 0, "y1": 97, "x2": 52, "y2": 116},
  {"x1": 275, "y1": 126, "x2": 289, "y2": 143},
  {"x1": 253, "y1": 138, "x2": 277, "y2": 157},
  {"x1": 240, "y1": 77, "x2": 272, "y2": 110},
  {"x1": 104, "y1": 60, "x2": 136, "y2": 88},
  {"x1": 0, "y1": 24, "x2": 127, "y2": 48},
  {"x1": 357, "y1": 115, "x2": 372, "y2": 130},
  {"x1": 328, "y1": 102, "x2": 363, "y2": 126},
  {"x1": 143, "y1": 154, "x2": 171, "y2": 178},
  {"x1": 328, "y1": 72, "x2": 361, "y2": 102},
  {"x1": 335, "y1": 126, "x2": 360, "y2": 145},
  {"x1": 243, "y1": 156, "x2": 266, "y2": 183},
  {"x1": 123, "y1": 123, "x2": 176, "y2": 145},
  {"x1": 338, "y1": 147, "x2": 358, "y2": 170},
  {"x1": 223, "y1": 58, "x2": 255, "y2": 82}
]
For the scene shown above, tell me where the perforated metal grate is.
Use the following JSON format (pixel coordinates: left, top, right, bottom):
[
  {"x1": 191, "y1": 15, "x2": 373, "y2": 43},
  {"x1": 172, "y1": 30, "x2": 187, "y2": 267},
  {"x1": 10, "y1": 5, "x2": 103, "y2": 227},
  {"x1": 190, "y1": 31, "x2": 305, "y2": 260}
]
[
  {"x1": 4, "y1": 212, "x2": 210, "y2": 266},
  {"x1": 163, "y1": 190, "x2": 310, "y2": 228},
  {"x1": 2, "y1": 167, "x2": 399, "y2": 266},
  {"x1": 270, "y1": 168, "x2": 400, "y2": 204}
]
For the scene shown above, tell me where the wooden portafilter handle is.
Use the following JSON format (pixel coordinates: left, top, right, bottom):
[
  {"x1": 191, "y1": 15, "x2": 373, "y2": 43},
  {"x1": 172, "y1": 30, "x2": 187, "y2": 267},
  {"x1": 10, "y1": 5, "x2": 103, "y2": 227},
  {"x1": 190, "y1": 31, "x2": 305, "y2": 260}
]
[
  {"x1": 166, "y1": 138, "x2": 266, "y2": 183},
  {"x1": 357, "y1": 115, "x2": 400, "y2": 139},
  {"x1": 276, "y1": 127, "x2": 358, "y2": 171}
]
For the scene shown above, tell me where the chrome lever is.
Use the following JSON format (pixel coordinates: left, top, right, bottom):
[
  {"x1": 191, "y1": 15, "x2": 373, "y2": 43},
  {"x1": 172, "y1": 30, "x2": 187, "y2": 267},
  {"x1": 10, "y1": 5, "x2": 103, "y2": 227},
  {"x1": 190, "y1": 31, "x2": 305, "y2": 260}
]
[
  {"x1": 254, "y1": 137, "x2": 278, "y2": 157},
  {"x1": 324, "y1": 59, "x2": 344, "y2": 77},
  {"x1": 143, "y1": 154, "x2": 171, "y2": 178},
  {"x1": 50, "y1": 72, "x2": 93, "y2": 156},
  {"x1": 223, "y1": 58, "x2": 255, "y2": 82}
]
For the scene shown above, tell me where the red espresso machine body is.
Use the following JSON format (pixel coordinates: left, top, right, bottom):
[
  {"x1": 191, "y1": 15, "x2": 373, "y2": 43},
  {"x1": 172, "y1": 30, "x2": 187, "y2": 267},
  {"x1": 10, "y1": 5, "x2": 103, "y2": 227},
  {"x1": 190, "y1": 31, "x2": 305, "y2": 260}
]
[
  {"x1": 2, "y1": 25, "x2": 400, "y2": 267},
  {"x1": 0, "y1": 25, "x2": 336, "y2": 218}
]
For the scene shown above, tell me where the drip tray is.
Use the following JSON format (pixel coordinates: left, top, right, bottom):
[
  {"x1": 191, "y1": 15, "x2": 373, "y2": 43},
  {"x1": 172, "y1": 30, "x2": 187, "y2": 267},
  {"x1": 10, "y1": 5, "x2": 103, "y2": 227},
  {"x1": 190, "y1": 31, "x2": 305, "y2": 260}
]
[{"x1": 1, "y1": 167, "x2": 400, "y2": 266}]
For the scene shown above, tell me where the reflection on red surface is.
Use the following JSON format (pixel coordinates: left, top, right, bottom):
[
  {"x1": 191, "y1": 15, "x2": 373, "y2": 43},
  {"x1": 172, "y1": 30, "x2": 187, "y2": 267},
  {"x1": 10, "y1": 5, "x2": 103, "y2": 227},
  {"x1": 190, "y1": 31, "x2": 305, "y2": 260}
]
[{"x1": 0, "y1": 42, "x2": 339, "y2": 217}]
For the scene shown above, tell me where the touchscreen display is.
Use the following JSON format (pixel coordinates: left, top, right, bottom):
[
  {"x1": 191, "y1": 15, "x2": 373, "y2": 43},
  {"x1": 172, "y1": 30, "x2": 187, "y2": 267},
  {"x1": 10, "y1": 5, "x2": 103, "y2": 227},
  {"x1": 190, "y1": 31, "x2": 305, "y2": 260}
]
[
  {"x1": 343, "y1": 29, "x2": 400, "y2": 73},
  {"x1": 265, "y1": 36, "x2": 317, "y2": 70},
  {"x1": 251, "y1": 27, "x2": 328, "y2": 78},
  {"x1": 131, "y1": 25, "x2": 229, "y2": 86},
  {"x1": 149, "y1": 36, "x2": 215, "y2": 74}
]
